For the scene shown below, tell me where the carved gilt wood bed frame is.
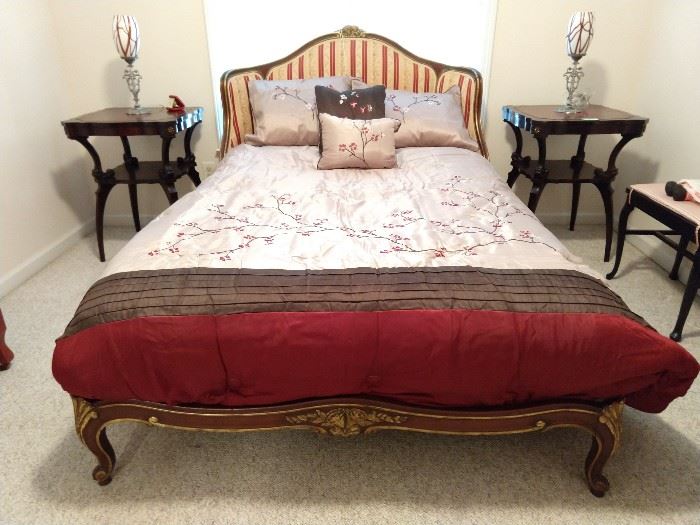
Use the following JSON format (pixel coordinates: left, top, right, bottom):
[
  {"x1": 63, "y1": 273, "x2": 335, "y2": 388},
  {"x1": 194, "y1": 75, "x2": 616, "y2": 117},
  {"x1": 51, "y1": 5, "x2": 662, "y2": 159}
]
[{"x1": 70, "y1": 27, "x2": 623, "y2": 497}]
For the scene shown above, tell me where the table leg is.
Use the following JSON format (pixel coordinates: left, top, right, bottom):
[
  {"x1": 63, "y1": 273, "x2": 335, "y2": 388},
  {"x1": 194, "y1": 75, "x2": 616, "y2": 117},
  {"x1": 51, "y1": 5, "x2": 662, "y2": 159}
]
[
  {"x1": 670, "y1": 252, "x2": 700, "y2": 342},
  {"x1": 606, "y1": 200, "x2": 634, "y2": 279},
  {"x1": 669, "y1": 236, "x2": 690, "y2": 281},
  {"x1": 74, "y1": 137, "x2": 115, "y2": 262},
  {"x1": 159, "y1": 135, "x2": 179, "y2": 205},
  {"x1": 120, "y1": 137, "x2": 141, "y2": 232},
  {"x1": 594, "y1": 133, "x2": 640, "y2": 262},
  {"x1": 0, "y1": 309, "x2": 14, "y2": 371},
  {"x1": 505, "y1": 121, "x2": 523, "y2": 188},
  {"x1": 182, "y1": 122, "x2": 202, "y2": 187},
  {"x1": 570, "y1": 134, "x2": 588, "y2": 231},
  {"x1": 528, "y1": 132, "x2": 549, "y2": 212},
  {"x1": 594, "y1": 180, "x2": 614, "y2": 262},
  {"x1": 95, "y1": 182, "x2": 115, "y2": 262}
]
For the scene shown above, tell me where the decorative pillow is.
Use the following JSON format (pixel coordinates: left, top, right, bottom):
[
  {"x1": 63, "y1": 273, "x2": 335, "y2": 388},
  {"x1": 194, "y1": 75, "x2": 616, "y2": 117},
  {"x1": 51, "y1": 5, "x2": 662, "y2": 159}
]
[
  {"x1": 352, "y1": 80, "x2": 478, "y2": 150},
  {"x1": 317, "y1": 113, "x2": 400, "y2": 170},
  {"x1": 245, "y1": 76, "x2": 351, "y2": 146},
  {"x1": 315, "y1": 85, "x2": 386, "y2": 119},
  {"x1": 315, "y1": 85, "x2": 386, "y2": 153}
]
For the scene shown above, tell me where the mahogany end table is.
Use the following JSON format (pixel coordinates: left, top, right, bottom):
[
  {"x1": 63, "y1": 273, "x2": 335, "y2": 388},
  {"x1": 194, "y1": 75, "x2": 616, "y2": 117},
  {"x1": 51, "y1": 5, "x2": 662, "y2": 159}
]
[
  {"x1": 502, "y1": 104, "x2": 648, "y2": 261},
  {"x1": 62, "y1": 107, "x2": 203, "y2": 261}
]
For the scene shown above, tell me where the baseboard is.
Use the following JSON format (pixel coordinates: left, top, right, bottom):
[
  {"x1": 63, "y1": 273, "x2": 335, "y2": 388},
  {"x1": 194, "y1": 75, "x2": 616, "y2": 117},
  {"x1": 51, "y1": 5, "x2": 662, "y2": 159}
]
[
  {"x1": 103, "y1": 214, "x2": 156, "y2": 227},
  {"x1": 537, "y1": 212, "x2": 603, "y2": 227},
  {"x1": 0, "y1": 219, "x2": 95, "y2": 298}
]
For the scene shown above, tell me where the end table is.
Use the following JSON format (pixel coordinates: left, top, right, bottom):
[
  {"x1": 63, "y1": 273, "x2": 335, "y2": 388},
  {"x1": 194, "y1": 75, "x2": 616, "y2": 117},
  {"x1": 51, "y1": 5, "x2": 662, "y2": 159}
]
[
  {"x1": 502, "y1": 105, "x2": 648, "y2": 261},
  {"x1": 62, "y1": 107, "x2": 203, "y2": 261}
]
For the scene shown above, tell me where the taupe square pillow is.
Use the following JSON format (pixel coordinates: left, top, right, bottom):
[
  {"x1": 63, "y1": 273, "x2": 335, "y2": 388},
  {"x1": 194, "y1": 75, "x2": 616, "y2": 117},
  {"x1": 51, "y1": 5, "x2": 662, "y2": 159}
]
[
  {"x1": 246, "y1": 77, "x2": 351, "y2": 146},
  {"x1": 352, "y1": 80, "x2": 478, "y2": 150},
  {"x1": 317, "y1": 113, "x2": 400, "y2": 170}
]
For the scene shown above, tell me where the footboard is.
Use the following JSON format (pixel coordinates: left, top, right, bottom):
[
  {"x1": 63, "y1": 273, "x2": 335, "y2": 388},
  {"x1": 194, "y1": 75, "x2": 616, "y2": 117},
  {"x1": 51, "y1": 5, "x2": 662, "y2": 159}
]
[{"x1": 72, "y1": 396, "x2": 623, "y2": 497}]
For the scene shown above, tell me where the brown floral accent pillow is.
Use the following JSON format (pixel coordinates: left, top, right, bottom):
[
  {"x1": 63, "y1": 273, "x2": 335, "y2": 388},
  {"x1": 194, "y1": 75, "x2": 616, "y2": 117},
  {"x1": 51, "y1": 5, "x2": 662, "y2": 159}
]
[
  {"x1": 245, "y1": 77, "x2": 351, "y2": 146},
  {"x1": 315, "y1": 85, "x2": 386, "y2": 119},
  {"x1": 317, "y1": 113, "x2": 400, "y2": 170},
  {"x1": 315, "y1": 85, "x2": 386, "y2": 153},
  {"x1": 352, "y1": 80, "x2": 479, "y2": 151}
]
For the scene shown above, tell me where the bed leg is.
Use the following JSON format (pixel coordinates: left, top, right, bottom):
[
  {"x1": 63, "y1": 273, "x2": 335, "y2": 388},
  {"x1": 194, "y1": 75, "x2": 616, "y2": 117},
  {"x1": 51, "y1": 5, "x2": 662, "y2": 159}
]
[
  {"x1": 72, "y1": 397, "x2": 116, "y2": 486},
  {"x1": 584, "y1": 401, "x2": 623, "y2": 497}
]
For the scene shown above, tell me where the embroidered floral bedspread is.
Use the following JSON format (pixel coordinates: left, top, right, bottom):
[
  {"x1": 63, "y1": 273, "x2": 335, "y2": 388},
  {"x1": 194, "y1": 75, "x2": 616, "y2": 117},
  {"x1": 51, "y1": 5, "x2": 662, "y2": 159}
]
[{"x1": 104, "y1": 146, "x2": 587, "y2": 275}]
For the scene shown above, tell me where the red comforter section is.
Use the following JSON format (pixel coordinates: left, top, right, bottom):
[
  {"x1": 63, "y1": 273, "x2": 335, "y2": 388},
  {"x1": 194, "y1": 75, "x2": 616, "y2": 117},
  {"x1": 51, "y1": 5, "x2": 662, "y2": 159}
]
[{"x1": 53, "y1": 309, "x2": 699, "y2": 413}]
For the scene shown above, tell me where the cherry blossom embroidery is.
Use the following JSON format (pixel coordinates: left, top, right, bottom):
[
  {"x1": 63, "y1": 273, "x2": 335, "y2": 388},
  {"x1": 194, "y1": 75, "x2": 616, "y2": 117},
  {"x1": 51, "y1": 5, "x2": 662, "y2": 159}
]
[
  {"x1": 147, "y1": 176, "x2": 558, "y2": 262},
  {"x1": 337, "y1": 121, "x2": 385, "y2": 167},
  {"x1": 388, "y1": 93, "x2": 441, "y2": 122},
  {"x1": 273, "y1": 87, "x2": 316, "y2": 114}
]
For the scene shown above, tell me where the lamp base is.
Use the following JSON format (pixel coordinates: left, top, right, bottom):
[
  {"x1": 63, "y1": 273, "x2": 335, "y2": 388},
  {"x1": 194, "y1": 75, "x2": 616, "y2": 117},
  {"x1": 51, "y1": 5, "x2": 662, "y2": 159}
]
[
  {"x1": 126, "y1": 107, "x2": 151, "y2": 115},
  {"x1": 555, "y1": 104, "x2": 583, "y2": 114}
]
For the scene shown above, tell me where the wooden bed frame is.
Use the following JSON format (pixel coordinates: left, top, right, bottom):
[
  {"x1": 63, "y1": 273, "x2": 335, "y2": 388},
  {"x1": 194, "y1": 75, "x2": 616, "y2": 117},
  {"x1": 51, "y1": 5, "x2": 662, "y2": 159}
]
[{"x1": 70, "y1": 27, "x2": 623, "y2": 497}]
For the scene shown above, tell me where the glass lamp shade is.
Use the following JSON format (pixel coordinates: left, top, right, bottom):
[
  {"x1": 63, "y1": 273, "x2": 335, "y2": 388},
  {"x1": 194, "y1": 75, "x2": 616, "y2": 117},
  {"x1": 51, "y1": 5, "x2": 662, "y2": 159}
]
[
  {"x1": 566, "y1": 11, "x2": 594, "y2": 61},
  {"x1": 113, "y1": 15, "x2": 140, "y2": 62}
]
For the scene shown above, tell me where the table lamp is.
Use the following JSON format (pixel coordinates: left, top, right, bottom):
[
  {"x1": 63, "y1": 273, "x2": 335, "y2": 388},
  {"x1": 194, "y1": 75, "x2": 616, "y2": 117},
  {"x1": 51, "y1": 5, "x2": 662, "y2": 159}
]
[
  {"x1": 558, "y1": 11, "x2": 594, "y2": 113},
  {"x1": 113, "y1": 15, "x2": 150, "y2": 115}
]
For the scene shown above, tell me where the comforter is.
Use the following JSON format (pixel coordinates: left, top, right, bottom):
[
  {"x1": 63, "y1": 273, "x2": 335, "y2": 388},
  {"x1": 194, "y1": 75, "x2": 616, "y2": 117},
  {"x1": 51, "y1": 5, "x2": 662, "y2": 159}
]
[{"x1": 53, "y1": 146, "x2": 699, "y2": 412}]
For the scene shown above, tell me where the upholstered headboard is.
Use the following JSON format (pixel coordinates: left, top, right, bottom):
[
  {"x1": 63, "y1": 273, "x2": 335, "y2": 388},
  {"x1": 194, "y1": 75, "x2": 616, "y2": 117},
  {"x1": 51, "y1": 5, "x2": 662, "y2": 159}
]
[{"x1": 219, "y1": 26, "x2": 488, "y2": 158}]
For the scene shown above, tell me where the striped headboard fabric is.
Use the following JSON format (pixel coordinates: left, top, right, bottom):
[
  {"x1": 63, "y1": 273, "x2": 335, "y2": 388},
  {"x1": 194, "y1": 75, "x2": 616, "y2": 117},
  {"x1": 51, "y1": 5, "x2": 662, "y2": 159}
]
[{"x1": 220, "y1": 27, "x2": 487, "y2": 158}]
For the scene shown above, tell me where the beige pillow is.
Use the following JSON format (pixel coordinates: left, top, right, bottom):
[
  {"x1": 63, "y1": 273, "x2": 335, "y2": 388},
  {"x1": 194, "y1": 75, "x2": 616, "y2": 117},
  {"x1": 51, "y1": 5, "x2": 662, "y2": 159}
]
[
  {"x1": 246, "y1": 77, "x2": 351, "y2": 146},
  {"x1": 352, "y1": 80, "x2": 478, "y2": 150},
  {"x1": 317, "y1": 113, "x2": 400, "y2": 170}
]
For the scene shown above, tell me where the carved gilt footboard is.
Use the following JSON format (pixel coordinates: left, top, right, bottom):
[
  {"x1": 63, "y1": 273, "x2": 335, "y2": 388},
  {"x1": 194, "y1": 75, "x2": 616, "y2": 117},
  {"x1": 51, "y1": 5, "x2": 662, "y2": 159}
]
[{"x1": 72, "y1": 396, "x2": 623, "y2": 497}]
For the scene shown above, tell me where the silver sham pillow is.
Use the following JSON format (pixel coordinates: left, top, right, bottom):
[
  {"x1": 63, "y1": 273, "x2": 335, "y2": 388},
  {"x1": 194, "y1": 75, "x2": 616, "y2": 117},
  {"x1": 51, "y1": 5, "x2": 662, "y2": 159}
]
[{"x1": 245, "y1": 77, "x2": 351, "y2": 146}]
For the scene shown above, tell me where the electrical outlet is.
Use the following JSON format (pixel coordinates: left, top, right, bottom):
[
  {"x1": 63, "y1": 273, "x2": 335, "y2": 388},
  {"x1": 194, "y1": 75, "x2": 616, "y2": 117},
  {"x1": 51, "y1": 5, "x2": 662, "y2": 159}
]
[{"x1": 201, "y1": 161, "x2": 218, "y2": 179}]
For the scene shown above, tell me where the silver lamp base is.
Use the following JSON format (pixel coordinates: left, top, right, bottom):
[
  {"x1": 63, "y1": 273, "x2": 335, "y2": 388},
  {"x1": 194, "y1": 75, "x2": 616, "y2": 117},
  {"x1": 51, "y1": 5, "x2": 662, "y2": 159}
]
[
  {"x1": 123, "y1": 60, "x2": 150, "y2": 115},
  {"x1": 555, "y1": 58, "x2": 587, "y2": 114},
  {"x1": 126, "y1": 107, "x2": 151, "y2": 115}
]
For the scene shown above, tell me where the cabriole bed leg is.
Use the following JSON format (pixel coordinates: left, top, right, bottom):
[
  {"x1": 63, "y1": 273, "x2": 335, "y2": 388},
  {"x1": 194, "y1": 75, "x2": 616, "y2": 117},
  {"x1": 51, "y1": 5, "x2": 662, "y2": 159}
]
[
  {"x1": 584, "y1": 401, "x2": 623, "y2": 497},
  {"x1": 72, "y1": 397, "x2": 116, "y2": 486}
]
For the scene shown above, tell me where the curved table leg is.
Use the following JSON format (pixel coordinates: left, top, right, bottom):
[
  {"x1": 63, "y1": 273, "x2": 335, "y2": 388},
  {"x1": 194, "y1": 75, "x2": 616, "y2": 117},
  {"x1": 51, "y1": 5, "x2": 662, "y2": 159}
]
[
  {"x1": 670, "y1": 253, "x2": 700, "y2": 342},
  {"x1": 594, "y1": 180, "x2": 614, "y2": 262},
  {"x1": 569, "y1": 134, "x2": 588, "y2": 231},
  {"x1": 528, "y1": 132, "x2": 549, "y2": 212},
  {"x1": 669, "y1": 235, "x2": 689, "y2": 280},
  {"x1": 606, "y1": 201, "x2": 634, "y2": 279},
  {"x1": 159, "y1": 135, "x2": 179, "y2": 205},
  {"x1": 182, "y1": 122, "x2": 202, "y2": 187},
  {"x1": 95, "y1": 183, "x2": 115, "y2": 262},
  {"x1": 505, "y1": 121, "x2": 523, "y2": 188}
]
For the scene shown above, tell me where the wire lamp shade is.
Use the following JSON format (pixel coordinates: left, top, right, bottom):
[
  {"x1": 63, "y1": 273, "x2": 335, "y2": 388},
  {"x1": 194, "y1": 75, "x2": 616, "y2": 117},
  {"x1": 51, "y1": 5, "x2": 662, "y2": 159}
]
[
  {"x1": 113, "y1": 15, "x2": 140, "y2": 62},
  {"x1": 558, "y1": 11, "x2": 594, "y2": 113},
  {"x1": 566, "y1": 11, "x2": 594, "y2": 61},
  {"x1": 112, "y1": 15, "x2": 148, "y2": 114}
]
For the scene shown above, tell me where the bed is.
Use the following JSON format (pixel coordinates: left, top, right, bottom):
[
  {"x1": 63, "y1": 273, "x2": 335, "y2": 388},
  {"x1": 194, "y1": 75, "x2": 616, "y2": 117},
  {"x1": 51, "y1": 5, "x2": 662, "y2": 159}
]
[{"x1": 54, "y1": 26, "x2": 699, "y2": 496}]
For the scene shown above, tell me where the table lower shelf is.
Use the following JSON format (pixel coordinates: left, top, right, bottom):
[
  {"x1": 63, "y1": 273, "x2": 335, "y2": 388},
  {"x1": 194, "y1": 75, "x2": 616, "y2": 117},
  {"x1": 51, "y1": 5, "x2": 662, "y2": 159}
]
[
  {"x1": 109, "y1": 161, "x2": 192, "y2": 184},
  {"x1": 516, "y1": 159, "x2": 604, "y2": 184}
]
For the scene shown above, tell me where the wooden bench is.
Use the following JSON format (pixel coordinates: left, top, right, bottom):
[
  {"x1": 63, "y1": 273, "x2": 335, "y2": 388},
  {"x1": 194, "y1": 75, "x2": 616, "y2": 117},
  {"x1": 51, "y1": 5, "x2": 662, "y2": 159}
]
[{"x1": 607, "y1": 183, "x2": 700, "y2": 341}]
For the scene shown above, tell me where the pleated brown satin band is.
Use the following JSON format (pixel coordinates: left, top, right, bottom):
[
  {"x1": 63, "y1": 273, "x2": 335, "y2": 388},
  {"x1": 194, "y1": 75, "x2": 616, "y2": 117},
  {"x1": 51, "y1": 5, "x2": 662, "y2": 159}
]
[{"x1": 62, "y1": 266, "x2": 644, "y2": 338}]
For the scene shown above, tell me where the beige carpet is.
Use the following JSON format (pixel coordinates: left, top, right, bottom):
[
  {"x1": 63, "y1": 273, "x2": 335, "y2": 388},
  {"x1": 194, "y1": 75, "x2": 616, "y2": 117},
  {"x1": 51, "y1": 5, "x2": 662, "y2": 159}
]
[{"x1": 0, "y1": 225, "x2": 698, "y2": 525}]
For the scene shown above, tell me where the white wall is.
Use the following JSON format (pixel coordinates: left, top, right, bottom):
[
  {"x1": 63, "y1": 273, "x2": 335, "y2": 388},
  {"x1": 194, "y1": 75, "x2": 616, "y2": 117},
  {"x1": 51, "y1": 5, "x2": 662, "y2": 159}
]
[{"x1": 0, "y1": 0, "x2": 94, "y2": 295}]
